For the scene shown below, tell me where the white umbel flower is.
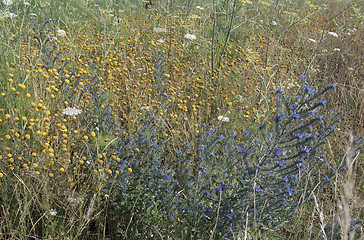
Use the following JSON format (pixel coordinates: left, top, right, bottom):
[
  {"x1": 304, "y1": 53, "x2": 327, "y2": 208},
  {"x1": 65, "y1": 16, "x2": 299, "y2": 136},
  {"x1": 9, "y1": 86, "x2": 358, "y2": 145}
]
[
  {"x1": 196, "y1": 6, "x2": 204, "y2": 10},
  {"x1": 156, "y1": 39, "x2": 165, "y2": 45},
  {"x1": 49, "y1": 209, "x2": 57, "y2": 216},
  {"x1": 184, "y1": 34, "x2": 196, "y2": 40},
  {"x1": 328, "y1": 31, "x2": 338, "y2": 38},
  {"x1": 67, "y1": 194, "x2": 84, "y2": 207},
  {"x1": 1, "y1": 11, "x2": 17, "y2": 17},
  {"x1": 153, "y1": 27, "x2": 167, "y2": 33},
  {"x1": 2, "y1": 0, "x2": 13, "y2": 6},
  {"x1": 140, "y1": 106, "x2": 151, "y2": 111},
  {"x1": 308, "y1": 38, "x2": 317, "y2": 43},
  {"x1": 217, "y1": 116, "x2": 230, "y2": 122},
  {"x1": 62, "y1": 107, "x2": 82, "y2": 116},
  {"x1": 56, "y1": 29, "x2": 66, "y2": 37}
]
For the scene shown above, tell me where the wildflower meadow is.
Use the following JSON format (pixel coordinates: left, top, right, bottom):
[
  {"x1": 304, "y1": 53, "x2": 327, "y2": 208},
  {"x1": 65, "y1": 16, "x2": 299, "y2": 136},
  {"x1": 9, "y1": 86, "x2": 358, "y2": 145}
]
[{"x1": 0, "y1": 0, "x2": 363, "y2": 239}]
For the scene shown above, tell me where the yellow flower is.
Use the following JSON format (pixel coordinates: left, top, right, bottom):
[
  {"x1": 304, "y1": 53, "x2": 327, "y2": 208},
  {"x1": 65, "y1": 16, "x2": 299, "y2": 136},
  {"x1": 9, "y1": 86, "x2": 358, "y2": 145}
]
[
  {"x1": 90, "y1": 131, "x2": 96, "y2": 137},
  {"x1": 18, "y1": 84, "x2": 26, "y2": 89},
  {"x1": 127, "y1": 168, "x2": 132, "y2": 173},
  {"x1": 0, "y1": 172, "x2": 3, "y2": 179}
]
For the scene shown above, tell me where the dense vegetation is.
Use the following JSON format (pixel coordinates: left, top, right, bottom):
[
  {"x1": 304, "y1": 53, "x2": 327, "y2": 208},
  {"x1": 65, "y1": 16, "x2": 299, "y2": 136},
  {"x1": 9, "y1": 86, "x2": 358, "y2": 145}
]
[{"x1": 0, "y1": 0, "x2": 363, "y2": 239}]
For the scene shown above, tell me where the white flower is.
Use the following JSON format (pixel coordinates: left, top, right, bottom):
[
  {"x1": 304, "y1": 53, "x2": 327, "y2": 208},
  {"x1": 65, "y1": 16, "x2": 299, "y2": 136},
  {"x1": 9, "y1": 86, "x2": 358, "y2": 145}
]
[
  {"x1": 196, "y1": 6, "x2": 204, "y2": 10},
  {"x1": 49, "y1": 209, "x2": 57, "y2": 216},
  {"x1": 140, "y1": 106, "x2": 151, "y2": 111},
  {"x1": 348, "y1": 67, "x2": 354, "y2": 71},
  {"x1": 30, "y1": 13, "x2": 37, "y2": 16},
  {"x1": 271, "y1": 21, "x2": 277, "y2": 26},
  {"x1": 153, "y1": 27, "x2": 167, "y2": 33},
  {"x1": 23, "y1": 2, "x2": 30, "y2": 5},
  {"x1": 67, "y1": 194, "x2": 84, "y2": 207},
  {"x1": 156, "y1": 39, "x2": 165, "y2": 45},
  {"x1": 308, "y1": 38, "x2": 317, "y2": 43},
  {"x1": 62, "y1": 107, "x2": 82, "y2": 116},
  {"x1": 2, "y1": 0, "x2": 13, "y2": 6},
  {"x1": 236, "y1": 95, "x2": 244, "y2": 102},
  {"x1": 328, "y1": 31, "x2": 338, "y2": 38},
  {"x1": 333, "y1": 48, "x2": 340, "y2": 52},
  {"x1": 184, "y1": 34, "x2": 196, "y2": 40},
  {"x1": 1, "y1": 12, "x2": 17, "y2": 18},
  {"x1": 137, "y1": 68, "x2": 143, "y2": 71},
  {"x1": 217, "y1": 116, "x2": 230, "y2": 122},
  {"x1": 56, "y1": 29, "x2": 66, "y2": 37}
]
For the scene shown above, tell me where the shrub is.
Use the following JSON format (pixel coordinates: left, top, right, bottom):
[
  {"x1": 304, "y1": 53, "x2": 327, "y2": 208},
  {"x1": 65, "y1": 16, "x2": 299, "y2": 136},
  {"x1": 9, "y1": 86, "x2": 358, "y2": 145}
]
[{"x1": 106, "y1": 81, "x2": 363, "y2": 239}]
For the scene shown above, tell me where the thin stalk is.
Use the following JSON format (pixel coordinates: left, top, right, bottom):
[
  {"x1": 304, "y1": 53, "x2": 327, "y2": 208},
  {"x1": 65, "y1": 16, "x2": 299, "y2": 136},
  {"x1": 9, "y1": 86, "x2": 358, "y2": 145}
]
[
  {"x1": 209, "y1": 190, "x2": 222, "y2": 240},
  {"x1": 216, "y1": 0, "x2": 238, "y2": 78},
  {"x1": 211, "y1": 0, "x2": 217, "y2": 82}
]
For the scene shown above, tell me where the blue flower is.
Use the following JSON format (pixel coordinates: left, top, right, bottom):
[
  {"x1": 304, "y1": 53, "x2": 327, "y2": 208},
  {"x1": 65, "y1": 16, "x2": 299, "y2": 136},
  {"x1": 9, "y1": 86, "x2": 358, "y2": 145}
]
[
  {"x1": 299, "y1": 74, "x2": 307, "y2": 80},
  {"x1": 275, "y1": 149, "x2": 281, "y2": 156}
]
